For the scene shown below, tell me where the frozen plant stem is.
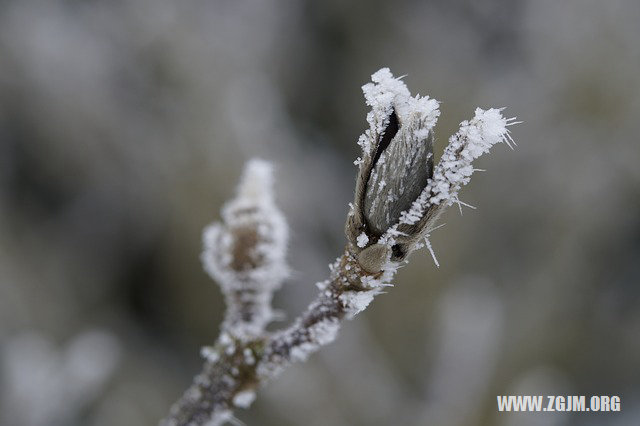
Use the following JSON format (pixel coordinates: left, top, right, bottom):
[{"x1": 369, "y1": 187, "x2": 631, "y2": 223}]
[{"x1": 162, "y1": 68, "x2": 517, "y2": 426}]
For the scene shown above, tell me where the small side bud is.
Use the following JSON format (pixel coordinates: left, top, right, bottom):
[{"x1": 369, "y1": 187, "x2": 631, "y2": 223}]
[{"x1": 356, "y1": 244, "x2": 391, "y2": 274}]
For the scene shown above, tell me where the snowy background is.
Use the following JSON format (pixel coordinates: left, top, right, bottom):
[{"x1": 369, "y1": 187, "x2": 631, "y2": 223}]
[{"x1": 1, "y1": 1, "x2": 639, "y2": 425}]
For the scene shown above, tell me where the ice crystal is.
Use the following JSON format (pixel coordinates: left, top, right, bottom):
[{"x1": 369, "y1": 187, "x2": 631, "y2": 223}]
[
  {"x1": 232, "y1": 390, "x2": 256, "y2": 408},
  {"x1": 339, "y1": 289, "x2": 381, "y2": 318},
  {"x1": 356, "y1": 232, "x2": 369, "y2": 248},
  {"x1": 200, "y1": 346, "x2": 220, "y2": 364}
]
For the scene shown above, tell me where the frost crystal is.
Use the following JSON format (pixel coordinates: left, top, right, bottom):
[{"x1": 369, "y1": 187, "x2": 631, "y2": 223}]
[
  {"x1": 424, "y1": 235, "x2": 439, "y2": 268},
  {"x1": 356, "y1": 232, "x2": 369, "y2": 248},
  {"x1": 357, "y1": 68, "x2": 439, "y2": 171},
  {"x1": 361, "y1": 68, "x2": 440, "y2": 135},
  {"x1": 200, "y1": 346, "x2": 220, "y2": 364},
  {"x1": 232, "y1": 390, "x2": 256, "y2": 408},
  {"x1": 339, "y1": 289, "x2": 380, "y2": 318}
]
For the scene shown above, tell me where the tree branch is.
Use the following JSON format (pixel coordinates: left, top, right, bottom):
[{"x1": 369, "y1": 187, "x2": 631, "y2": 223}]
[{"x1": 161, "y1": 68, "x2": 516, "y2": 426}]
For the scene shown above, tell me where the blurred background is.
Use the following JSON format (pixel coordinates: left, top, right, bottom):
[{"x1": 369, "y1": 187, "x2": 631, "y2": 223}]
[{"x1": 1, "y1": 0, "x2": 639, "y2": 425}]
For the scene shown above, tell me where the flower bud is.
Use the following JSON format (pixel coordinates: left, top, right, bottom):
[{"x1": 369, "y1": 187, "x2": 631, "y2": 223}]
[
  {"x1": 346, "y1": 70, "x2": 514, "y2": 269},
  {"x1": 363, "y1": 109, "x2": 434, "y2": 237},
  {"x1": 346, "y1": 68, "x2": 440, "y2": 264}
]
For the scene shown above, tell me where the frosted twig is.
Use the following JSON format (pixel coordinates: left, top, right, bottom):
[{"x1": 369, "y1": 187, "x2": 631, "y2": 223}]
[{"x1": 162, "y1": 68, "x2": 516, "y2": 425}]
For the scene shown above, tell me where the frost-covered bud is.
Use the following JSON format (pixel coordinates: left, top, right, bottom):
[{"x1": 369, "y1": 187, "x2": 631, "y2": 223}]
[
  {"x1": 346, "y1": 69, "x2": 515, "y2": 267},
  {"x1": 363, "y1": 109, "x2": 434, "y2": 236},
  {"x1": 202, "y1": 159, "x2": 289, "y2": 337},
  {"x1": 346, "y1": 68, "x2": 440, "y2": 264}
]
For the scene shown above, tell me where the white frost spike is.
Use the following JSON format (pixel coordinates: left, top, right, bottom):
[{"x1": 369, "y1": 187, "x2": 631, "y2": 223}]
[
  {"x1": 200, "y1": 346, "x2": 220, "y2": 364},
  {"x1": 424, "y1": 236, "x2": 439, "y2": 268},
  {"x1": 201, "y1": 159, "x2": 289, "y2": 339},
  {"x1": 340, "y1": 289, "x2": 381, "y2": 318}
]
